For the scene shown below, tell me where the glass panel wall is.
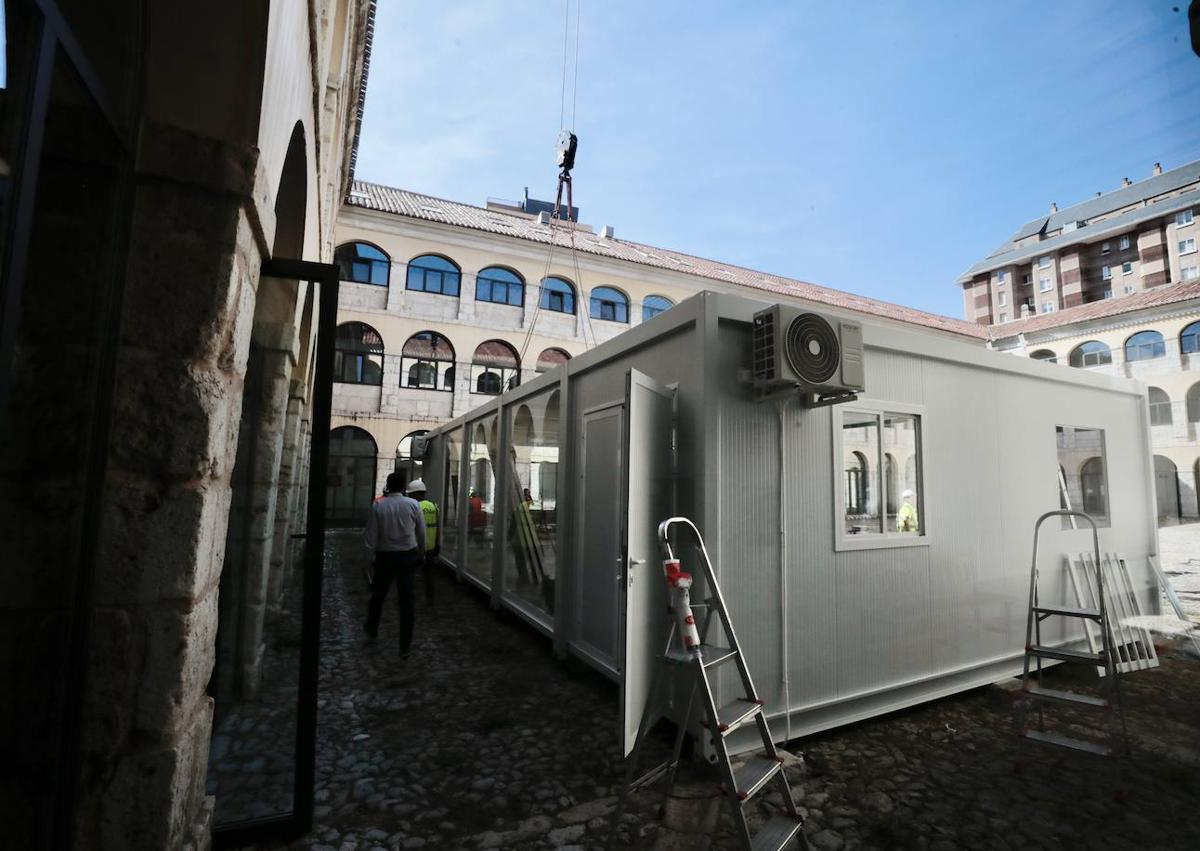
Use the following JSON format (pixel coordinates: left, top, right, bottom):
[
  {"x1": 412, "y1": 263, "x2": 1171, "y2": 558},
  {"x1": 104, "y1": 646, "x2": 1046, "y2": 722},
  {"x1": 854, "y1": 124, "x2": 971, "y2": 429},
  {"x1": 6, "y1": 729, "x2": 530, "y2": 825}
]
[
  {"x1": 502, "y1": 389, "x2": 560, "y2": 619},
  {"x1": 442, "y1": 427, "x2": 462, "y2": 564},
  {"x1": 465, "y1": 415, "x2": 498, "y2": 586}
]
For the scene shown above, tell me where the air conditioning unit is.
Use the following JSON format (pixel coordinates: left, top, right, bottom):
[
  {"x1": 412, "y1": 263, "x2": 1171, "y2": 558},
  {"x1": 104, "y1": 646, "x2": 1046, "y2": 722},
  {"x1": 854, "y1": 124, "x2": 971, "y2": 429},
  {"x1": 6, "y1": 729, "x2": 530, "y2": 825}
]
[{"x1": 751, "y1": 305, "x2": 865, "y2": 406}]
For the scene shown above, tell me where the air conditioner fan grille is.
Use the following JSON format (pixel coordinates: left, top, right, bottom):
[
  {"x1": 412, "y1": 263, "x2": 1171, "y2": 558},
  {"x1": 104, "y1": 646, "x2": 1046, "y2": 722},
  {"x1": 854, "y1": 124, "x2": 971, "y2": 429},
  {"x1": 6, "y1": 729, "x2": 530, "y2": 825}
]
[{"x1": 784, "y1": 313, "x2": 839, "y2": 385}]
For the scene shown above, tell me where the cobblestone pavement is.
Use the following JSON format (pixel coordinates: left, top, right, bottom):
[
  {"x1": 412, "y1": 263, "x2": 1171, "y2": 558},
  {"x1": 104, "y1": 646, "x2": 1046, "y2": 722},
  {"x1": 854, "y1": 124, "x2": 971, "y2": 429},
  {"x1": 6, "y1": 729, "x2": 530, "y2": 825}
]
[
  {"x1": 269, "y1": 531, "x2": 1200, "y2": 851},
  {"x1": 1158, "y1": 523, "x2": 1200, "y2": 622}
]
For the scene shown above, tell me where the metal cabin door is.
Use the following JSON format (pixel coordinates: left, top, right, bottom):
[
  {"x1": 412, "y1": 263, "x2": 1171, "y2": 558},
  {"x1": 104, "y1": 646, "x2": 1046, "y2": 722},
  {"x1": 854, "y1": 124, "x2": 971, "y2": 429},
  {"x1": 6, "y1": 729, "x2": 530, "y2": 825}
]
[{"x1": 620, "y1": 369, "x2": 675, "y2": 755}]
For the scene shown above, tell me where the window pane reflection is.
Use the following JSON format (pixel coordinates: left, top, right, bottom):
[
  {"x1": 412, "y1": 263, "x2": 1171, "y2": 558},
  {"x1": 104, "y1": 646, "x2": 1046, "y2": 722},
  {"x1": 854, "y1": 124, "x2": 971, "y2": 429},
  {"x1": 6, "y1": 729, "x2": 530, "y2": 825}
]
[
  {"x1": 465, "y1": 416, "x2": 497, "y2": 586},
  {"x1": 502, "y1": 390, "x2": 560, "y2": 619},
  {"x1": 843, "y1": 411, "x2": 881, "y2": 535},
  {"x1": 442, "y1": 428, "x2": 462, "y2": 561},
  {"x1": 883, "y1": 413, "x2": 920, "y2": 534}
]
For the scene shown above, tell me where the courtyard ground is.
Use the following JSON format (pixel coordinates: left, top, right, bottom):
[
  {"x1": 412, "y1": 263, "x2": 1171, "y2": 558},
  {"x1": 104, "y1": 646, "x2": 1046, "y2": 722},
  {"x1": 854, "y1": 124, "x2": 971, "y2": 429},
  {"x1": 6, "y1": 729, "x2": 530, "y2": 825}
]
[{"x1": 272, "y1": 531, "x2": 1200, "y2": 851}]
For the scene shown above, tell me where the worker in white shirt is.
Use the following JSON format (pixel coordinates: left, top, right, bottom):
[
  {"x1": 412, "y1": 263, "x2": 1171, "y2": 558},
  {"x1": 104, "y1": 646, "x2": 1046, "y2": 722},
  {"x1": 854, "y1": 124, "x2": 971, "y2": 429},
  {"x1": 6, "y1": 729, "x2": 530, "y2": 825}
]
[{"x1": 363, "y1": 471, "x2": 426, "y2": 657}]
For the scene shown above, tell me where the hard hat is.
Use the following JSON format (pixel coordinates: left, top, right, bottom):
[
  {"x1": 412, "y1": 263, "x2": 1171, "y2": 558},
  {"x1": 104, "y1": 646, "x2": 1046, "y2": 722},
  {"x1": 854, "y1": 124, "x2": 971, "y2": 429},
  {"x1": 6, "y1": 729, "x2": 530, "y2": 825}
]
[
  {"x1": 902, "y1": 489, "x2": 915, "y2": 499},
  {"x1": 405, "y1": 478, "x2": 427, "y2": 494}
]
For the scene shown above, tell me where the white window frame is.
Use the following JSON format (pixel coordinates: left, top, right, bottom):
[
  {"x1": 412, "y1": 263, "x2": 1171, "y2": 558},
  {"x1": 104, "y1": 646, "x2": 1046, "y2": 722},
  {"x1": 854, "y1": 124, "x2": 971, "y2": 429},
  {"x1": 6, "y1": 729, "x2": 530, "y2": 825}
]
[
  {"x1": 1177, "y1": 209, "x2": 1194, "y2": 228},
  {"x1": 1040, "y1": 302, "x2": 1055, "y2": 314},
  {"x1": 998, "y1": 312, "x2": 1008, "y2": 323},
  {"x1": 1038, "y1": 256, "x2": 1051, "y2": 268},
  {"x1": 1180, "y1": 237, "x2": 1197, "y2": 255},
  {"x1": 1119, "y1": 235, "x2": 1131, "y2": 251},
  {"x1": 997, "y1": 270, "x2": 1007, "y2": 285},
  {"x1": 831, "y1": 400, "x2": 929, "y2": 552},
  {"x1": 1121, "y1": 262, "x2": 1133, "y2": 275},
  {"x1": 1101, "y1": 265, "x2": 1111, "y2": 280},
  {"x1": 1124, "y1": 284, "x2": 1135, "y2": 294},
  {"x1": 1103, "y1": 289, "x2": 1113, "y2": 299},
  {"x1": 1039, "y1": 277, "x2": 1052, "y2": 292},
  {"x1": 1183, "y1": 265, "x2": 1200, "y2": 281},
  {"x1": 1100, "y1": 241, "x2": 1111, "y2": 254},
  {"x1": 998, "y1": 292, "x2": 1008, "y2": 307}
]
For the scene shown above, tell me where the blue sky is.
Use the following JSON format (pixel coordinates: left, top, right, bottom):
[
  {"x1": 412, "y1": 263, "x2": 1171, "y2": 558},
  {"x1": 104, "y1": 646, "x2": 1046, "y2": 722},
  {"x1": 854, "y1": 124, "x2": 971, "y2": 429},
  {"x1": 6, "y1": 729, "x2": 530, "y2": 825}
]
[{"x1": 355, "y1": 1, "x2": 1200, "y2": 318}]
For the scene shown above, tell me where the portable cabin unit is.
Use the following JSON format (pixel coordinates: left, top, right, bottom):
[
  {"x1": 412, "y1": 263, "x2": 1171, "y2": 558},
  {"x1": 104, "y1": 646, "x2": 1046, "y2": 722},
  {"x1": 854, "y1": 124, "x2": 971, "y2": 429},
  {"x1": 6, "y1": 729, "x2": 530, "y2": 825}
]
[{"x1": 421, "y1": 291, "x2": 1160, "y2": 757}]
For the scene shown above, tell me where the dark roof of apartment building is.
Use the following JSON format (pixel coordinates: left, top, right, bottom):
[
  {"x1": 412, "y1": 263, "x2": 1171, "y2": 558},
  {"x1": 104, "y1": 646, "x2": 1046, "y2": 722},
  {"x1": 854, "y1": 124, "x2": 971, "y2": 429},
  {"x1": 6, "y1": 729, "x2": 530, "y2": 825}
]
[
  {"x1": 345, "y1": 180, "x2": 989, "y2": 340},
  {"x1": 989, "y1": 279, "x2": 1200, "y2": 341},
  {"x1": 958, "y1": 160, "x2": 1200, "y2": 282}
]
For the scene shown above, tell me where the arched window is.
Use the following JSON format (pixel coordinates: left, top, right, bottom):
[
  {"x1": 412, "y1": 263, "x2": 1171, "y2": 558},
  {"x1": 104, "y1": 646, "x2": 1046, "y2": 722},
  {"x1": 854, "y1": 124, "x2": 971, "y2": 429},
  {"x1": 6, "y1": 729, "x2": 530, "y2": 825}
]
[
  {"x1": 401, "y1": 331, "x2": 455, "y2": 391},
  {"x1": 590, "y1": 286, "x2": 629, "y2": 323},
  {"x1": 406, "y1": 254, "x2": 461, "y2": 296},
  {"x1": 1068, "y1": 341, "x2": 1112, "y2": 368},
  {"x1": 335, "y1": 242, "x2": 390, "y2": 286},
  {"x1": 1079, "y1": 457, "x2": 1107, "y2": 518},
  {"x1": 1148, "y1": 387, "x2": 1173, "y2": 426},
  {"x1": 535, "y1": 347, "x2": 571, "y2": 373},
  {"x1": 334, "y1": 322, "x2": 384, "y2": 385},
  {"x1": 643, "y1": 295, "x2": 674, "y2": 321},
  {"x1": 476, "y1": 266, "x2": 525, "y2": 306},
  {"x1": 1125, "y1": 330, "x2": 1166, "y2": 362},
  {"x1": 472, "y1": 340, "x2": 520, "y2": 395},
  {"x1": 845, "y1": 452, "x2": 868, "y2": 515},
  {"x1": 1154, "y1": 455, "x2": 1181, "y2": 521},
  {"x1": 396, "y1": 429, "x2": 429, "y2": 484},
  {"x1": 1187, "y1": 382, "x2": 1200, "y2": 423},
  {"x1": 1029, "y1": 349, "x2": 1057, "y2": 362},
  {"x1": 539, "y1": 277, "x2": 576, "y2": 314},
  {"x1": 327, "y1": 426, "x2": 379, "y2": 525},
  {"x1": 1181, "y1": 320, "x2": 1200, "y2": 355}
]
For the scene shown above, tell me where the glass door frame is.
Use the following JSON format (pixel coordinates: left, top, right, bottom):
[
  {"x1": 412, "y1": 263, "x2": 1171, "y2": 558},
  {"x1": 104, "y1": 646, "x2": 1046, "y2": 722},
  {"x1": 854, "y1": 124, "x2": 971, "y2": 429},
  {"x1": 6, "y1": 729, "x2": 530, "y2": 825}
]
[{"x1": 212, "y1": 258, "x2": 339, "y2": 847}]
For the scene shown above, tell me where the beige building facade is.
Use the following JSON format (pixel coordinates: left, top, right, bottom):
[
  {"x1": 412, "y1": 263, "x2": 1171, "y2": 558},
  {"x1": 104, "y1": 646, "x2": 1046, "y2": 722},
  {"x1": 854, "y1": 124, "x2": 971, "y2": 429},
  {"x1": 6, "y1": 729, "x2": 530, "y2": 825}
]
[{"x1": 330, "y1": 184, "x2": 985, "y2": 518}]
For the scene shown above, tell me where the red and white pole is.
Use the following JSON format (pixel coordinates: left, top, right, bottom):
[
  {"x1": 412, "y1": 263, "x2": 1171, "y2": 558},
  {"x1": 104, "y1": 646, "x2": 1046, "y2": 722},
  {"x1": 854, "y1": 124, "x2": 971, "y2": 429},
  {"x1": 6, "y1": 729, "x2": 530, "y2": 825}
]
[{"x1": 663, "y1": 558, "x2": 700, "y2": 653}]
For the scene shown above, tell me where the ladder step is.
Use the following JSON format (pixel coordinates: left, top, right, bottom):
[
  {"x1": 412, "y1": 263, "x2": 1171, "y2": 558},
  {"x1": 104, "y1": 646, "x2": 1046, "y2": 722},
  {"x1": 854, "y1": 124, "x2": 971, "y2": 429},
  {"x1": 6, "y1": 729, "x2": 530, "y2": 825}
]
[
  {"x1": 1024, "y1": 686, "x2": 1108, "y2": 708},
  {"x1": 1023, "y1": 729, "x2": 1111, "y2": 756},
  {"x1": 1027, "y1": 644, "x2": 1103, "y2": 664},
  {"x1": 665, "y1": 643, "x2": 737, "y2": 666},
  {"x1": 727, "y1": 756, "x2": 783, "y2": 801},
  {"x1": 703, "y1": 698, "x2": 763, "y2": 734},
  {"x1": 1034, "y1": 604, "x2": 1101, "y2": 620},
  {"x1": 751, "y1": 813, "x2": 805, "y2": 851}
]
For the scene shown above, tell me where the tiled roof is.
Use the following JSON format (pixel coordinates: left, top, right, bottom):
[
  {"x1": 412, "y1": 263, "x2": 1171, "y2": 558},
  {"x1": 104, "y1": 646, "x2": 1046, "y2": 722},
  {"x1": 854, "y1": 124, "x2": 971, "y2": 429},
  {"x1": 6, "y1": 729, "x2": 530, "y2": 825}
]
[
  {"x1": 989, "y1": 279, "x2": 1200, "y2": 340},
  {"x1": 958, "y1": 188, "x2": 1200, "y2": 281},
  {"x1": 1007, "y1": 160, "x2": 1200, "y2": 245},
  {"x1": 345, "y1": 181, "x2": 988, "y2": 340}
]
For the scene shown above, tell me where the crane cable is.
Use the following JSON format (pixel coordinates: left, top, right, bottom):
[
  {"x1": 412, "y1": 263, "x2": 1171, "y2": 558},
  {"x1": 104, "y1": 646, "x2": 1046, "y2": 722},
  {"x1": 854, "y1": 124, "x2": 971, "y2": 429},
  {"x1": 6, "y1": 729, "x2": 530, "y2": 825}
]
[{"x1": 522, "y1": 0, "x2": 595, "y2": 365}]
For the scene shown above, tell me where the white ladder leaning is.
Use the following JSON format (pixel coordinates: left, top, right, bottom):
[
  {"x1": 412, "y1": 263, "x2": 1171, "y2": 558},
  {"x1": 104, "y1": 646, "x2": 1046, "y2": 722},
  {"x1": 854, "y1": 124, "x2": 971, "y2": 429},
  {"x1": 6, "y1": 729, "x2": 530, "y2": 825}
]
[
  {"x1": 608, "y1": 517, "x2": 808, "y2": 851},
  {"x1": 1016, "y1": 509, "x2": 1129, "y2": 789}
]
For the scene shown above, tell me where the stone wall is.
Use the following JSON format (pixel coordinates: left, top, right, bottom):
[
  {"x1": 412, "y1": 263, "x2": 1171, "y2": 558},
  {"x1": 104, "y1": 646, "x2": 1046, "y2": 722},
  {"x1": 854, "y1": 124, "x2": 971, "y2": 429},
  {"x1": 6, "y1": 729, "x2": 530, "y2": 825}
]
[{"x1": 74, "y1": 123, "x2": 267, "y2": 850}]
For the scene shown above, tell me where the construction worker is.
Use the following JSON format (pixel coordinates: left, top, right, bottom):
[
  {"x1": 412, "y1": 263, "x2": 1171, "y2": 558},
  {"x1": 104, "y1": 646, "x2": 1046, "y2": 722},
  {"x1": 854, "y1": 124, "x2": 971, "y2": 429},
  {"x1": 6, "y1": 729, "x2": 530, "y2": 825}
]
[
  {"x1": 363, "y1": 471, "x2": 426, "y2": 658},
  {"x1": 406, "y1": 478, "x2": 439, "y2": 606},
  {"x1": 898, "y1": 488, "x2": 919, "y2": 532}
]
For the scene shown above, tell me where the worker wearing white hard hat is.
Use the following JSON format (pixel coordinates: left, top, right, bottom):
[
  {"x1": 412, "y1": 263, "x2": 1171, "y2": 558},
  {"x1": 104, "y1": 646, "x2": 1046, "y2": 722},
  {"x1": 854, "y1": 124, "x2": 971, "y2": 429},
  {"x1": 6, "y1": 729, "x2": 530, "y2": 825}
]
[
  {"x1": 406, "y1": 478, "x2": 439, "y2": 606},
  {"x1": 898, "y1": 488, "x2": 919, "y2": 533}
]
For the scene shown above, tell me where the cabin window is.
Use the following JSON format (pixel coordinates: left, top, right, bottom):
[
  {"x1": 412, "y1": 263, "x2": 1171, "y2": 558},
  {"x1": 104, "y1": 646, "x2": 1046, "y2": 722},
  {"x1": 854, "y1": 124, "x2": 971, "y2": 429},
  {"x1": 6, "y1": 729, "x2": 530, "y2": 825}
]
[
  {"x1": 833, "y1": 404, "x2": 926, "y2": 550},
  {"x1": 1055, "y1": 426, "x2": 1110, "y2": 529}
]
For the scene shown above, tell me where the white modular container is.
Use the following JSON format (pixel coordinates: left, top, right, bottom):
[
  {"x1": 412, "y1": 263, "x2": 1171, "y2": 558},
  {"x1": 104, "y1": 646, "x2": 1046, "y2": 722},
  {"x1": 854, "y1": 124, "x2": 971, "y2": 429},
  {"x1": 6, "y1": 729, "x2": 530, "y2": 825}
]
[{"x1": 423, "y1": 291, "x2": 1159, "y2": 756}]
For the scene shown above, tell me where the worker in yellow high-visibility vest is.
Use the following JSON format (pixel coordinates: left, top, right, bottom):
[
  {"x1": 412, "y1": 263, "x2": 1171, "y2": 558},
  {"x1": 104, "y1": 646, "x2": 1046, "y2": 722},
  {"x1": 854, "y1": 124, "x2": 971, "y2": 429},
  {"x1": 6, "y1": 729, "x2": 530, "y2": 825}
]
[
  {"x1": 898, "y1": 488, "x2": 919, "y2": 533},
  {"x1": 406, "y1": 479, "x2": 439, "y2": 606}
]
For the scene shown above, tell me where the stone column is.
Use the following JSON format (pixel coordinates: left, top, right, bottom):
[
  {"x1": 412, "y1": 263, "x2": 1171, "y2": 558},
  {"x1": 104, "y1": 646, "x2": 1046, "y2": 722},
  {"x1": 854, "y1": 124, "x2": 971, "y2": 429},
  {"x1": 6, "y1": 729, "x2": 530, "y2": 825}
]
[{"x1": 78, "y1": 122, "x2": 269, "y2": 850}]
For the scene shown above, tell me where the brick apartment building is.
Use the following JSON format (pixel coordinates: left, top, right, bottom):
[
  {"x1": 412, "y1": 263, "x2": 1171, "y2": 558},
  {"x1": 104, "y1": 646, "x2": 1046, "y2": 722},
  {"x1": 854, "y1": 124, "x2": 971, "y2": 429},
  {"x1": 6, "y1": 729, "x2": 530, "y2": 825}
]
[{"x1": 960, "y1": 160, "x2": 1200, "y2": 524}]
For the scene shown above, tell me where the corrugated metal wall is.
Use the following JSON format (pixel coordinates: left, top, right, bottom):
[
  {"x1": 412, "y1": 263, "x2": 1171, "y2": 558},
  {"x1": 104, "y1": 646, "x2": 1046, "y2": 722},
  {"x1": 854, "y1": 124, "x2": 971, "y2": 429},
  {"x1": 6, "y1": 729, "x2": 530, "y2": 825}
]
[{"x1": 709, "y1": 316, "x2": 1157, "y2": 744}]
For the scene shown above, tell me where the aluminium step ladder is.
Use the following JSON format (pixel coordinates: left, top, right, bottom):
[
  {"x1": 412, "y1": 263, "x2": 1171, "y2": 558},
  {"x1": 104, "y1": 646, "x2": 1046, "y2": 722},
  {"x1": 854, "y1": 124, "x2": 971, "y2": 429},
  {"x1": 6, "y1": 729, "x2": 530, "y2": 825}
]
[
  {"x1": 609, "y1": 517, "x2": 808, "y2": 851},
  {"x1": 1015, "y1": 509, "x2": 1129, "y2": 788}
]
